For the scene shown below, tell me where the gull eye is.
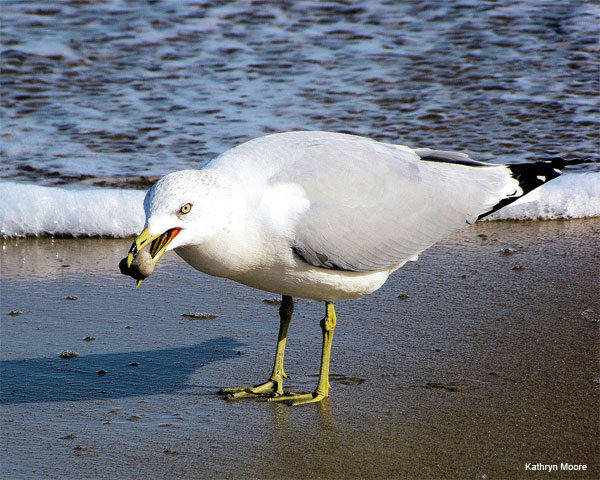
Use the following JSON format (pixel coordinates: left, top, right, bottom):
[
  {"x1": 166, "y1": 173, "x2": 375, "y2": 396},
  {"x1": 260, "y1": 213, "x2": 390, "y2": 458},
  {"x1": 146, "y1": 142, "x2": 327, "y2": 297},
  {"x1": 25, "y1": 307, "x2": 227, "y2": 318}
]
[{"x1": 179, "y1": 203, "x2": 192, "y2": 215}]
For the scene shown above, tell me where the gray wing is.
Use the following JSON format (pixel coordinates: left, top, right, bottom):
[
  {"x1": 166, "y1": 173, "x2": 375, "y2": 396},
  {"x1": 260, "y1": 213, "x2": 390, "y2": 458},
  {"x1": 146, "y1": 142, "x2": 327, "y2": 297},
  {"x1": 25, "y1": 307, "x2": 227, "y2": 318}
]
[
  {"x1": 271, "y1": 133, "x2": 518, "y2": 272},
  {"x1": 215, "y1": 132, "x2": 521, "y2": 272}
]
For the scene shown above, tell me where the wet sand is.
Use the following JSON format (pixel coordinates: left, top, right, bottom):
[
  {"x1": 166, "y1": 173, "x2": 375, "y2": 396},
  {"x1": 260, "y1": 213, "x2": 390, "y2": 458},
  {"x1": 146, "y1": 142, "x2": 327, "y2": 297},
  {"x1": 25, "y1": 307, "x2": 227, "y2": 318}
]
[{"x1": 1, "y1": 219, "x2": 599, "y2": 479}]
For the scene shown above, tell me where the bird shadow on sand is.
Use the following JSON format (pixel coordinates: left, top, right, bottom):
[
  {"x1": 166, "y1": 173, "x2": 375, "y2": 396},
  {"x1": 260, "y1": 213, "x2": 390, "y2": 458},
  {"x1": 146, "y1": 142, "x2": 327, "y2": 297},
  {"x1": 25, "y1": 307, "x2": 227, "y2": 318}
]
[{"x1": 0, "y1": 336, "x2": 242, "y2": 405}]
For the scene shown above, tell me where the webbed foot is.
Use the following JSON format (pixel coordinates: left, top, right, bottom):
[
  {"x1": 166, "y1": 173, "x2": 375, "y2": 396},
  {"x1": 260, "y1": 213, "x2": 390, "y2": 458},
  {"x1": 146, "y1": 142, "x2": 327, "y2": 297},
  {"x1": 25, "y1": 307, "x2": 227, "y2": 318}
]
[
  {"x1": 218, "y1": 373, "x2": 287, "y2": 399},
  {"x1": 267, "y1": 390, "x2": 327, "y2": 406}
]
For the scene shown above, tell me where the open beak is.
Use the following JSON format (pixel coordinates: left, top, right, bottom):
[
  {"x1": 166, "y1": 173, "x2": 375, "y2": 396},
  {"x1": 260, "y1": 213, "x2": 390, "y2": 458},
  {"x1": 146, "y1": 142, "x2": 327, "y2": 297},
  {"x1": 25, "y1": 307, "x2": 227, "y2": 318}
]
[{"x1": 126, "y1": 226, "x2": 182, "y2": 287}]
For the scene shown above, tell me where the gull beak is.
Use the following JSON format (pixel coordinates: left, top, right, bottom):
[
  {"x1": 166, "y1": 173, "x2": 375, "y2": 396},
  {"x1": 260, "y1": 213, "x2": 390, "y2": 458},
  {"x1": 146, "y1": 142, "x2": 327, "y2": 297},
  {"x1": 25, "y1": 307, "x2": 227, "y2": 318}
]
[{"x1": 126, "y1": 226, "x2": 182, "y2": 287}]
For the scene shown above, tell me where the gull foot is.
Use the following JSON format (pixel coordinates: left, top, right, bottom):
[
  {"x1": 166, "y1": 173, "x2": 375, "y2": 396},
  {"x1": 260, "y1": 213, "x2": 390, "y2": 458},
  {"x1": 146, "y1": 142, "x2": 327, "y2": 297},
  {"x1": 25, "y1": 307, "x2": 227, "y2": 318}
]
[
  {"x1": 218, "y1": 379, "x2": 284, "y2": 400},
  {"x1": 267, "y1": 391, "x2": 327, "y2": 406}
]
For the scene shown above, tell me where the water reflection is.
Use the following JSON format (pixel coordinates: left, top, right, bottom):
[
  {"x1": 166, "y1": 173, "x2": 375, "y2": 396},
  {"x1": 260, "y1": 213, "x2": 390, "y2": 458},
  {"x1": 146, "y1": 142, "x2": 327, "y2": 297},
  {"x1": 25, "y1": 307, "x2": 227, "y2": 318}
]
[
  {"x1": 271, "y1": 395, "x2": 335, "y2": 432},
  {"x1": 0, "y1": 237, "x2": 179, "y2": 282}
]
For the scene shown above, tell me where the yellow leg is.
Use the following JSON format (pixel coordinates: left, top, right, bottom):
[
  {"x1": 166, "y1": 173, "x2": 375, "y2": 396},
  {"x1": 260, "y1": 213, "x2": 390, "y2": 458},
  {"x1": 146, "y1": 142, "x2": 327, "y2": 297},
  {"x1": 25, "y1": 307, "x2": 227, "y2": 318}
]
[
  {"x1": 219, "y1": 295, "x2": 294, "y2": 399},
  {"x1": 269, "y1": 301, "x2": 337, "y2": 406}
]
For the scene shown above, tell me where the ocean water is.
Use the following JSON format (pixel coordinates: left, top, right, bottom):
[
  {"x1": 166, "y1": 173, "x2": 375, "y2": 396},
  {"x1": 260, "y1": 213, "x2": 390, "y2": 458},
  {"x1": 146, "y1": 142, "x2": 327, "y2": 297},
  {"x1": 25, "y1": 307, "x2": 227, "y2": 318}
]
[{"x1": 1, "y1": 0, "x2": 599, "y2": 237}]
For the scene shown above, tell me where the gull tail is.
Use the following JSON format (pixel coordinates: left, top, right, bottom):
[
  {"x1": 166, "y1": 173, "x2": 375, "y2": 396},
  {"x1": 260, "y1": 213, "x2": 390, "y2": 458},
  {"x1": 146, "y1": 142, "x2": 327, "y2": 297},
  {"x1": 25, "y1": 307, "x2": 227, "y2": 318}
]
[{"x1": 477, "y1": 158, "x2": 586, "y2": 221}]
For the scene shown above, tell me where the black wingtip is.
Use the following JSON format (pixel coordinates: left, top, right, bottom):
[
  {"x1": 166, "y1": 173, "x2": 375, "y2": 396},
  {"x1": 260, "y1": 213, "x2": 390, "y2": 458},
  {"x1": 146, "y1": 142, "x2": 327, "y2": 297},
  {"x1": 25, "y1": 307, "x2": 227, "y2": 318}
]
[
  {"x1": 506, "y1": 157, "x2": 593, "y2": 192},
  {"x1": 476, "y1": 157, "x2": 588, "y2": 221},
  {"x1": 506, "y1": 158, "x2": 563, "y2": 195}
]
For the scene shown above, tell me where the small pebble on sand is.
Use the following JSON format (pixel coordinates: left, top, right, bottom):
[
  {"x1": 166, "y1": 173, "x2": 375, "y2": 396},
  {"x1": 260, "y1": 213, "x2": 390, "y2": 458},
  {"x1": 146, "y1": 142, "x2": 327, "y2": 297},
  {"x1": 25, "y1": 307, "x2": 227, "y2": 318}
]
[{"x1": 58, "y1": 351, "x2": 79, "y2": 359}]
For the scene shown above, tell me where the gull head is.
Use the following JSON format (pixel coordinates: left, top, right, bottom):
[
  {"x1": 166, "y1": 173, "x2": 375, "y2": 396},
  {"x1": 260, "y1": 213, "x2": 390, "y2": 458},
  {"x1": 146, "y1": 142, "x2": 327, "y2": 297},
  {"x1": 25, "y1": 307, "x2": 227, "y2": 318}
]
[{"x1": 121, "y1": 169, "x2": 236, "y2": 286}]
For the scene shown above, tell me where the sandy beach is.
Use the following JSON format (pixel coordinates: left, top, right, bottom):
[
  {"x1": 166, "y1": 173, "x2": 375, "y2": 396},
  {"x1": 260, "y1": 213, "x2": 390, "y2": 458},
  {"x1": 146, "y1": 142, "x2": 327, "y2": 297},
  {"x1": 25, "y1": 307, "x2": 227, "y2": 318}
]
[{"x1": 1, "y1": 218, "x2": 598, "y2": 479}]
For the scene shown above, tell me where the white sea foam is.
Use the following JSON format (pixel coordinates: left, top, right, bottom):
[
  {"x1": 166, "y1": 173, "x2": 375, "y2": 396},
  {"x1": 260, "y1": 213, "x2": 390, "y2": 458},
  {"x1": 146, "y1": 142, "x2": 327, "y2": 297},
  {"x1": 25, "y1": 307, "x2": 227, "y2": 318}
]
[
  {"x1": 0, "y1": 182, "x2": 145, "y2": 238},
  {"x1": 0, "y1": 173, "x2": 598, "y2": 238}
]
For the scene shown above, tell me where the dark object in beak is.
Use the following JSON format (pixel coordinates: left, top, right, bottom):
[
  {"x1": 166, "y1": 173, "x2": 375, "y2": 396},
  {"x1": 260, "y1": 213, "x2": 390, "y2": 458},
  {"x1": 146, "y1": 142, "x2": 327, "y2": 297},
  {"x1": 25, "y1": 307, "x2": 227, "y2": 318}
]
[
  {"x1": 119, "y1": 257, "x2": 130, "y2": 276},
  {"x1": 119, "y1": 227, "x2": 181, "y2": 287},
  {"x1": 119, "y1": 250, "x2": 155, "y2": 282}
]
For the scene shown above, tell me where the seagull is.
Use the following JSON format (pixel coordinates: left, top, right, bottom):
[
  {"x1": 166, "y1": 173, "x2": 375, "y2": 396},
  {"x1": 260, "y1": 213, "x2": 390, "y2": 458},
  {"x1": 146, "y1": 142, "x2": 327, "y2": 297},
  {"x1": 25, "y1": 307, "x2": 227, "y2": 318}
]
[{"x1": 120, "y1": 131, "x2": 568, "y2": 405}]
